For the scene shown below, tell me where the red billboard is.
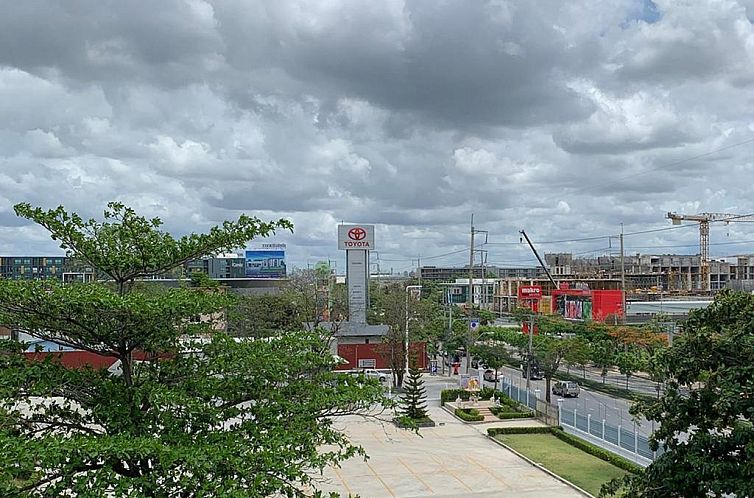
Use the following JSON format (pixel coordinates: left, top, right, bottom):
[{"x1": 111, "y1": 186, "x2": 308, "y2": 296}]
[{"x1": 518, "y1": 285, "x2": 542, "y2": 300}]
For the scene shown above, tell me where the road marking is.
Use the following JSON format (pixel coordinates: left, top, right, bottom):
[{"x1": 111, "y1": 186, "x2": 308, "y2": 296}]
[
  {"x1": 465, "y1": 454, "x2": 511, "y2": 489},
  {"x1": 365, "y1": 459, "x2": 397, "y2": 497},
  {"x1": 331, "y1": 465, "x2": 353, "y2": 496},
  {"x1": 430, "y1": 455, "x2": 473, "y2": 492},
  {"x1": 397, "y1": 457, "x2": 434, "y2": 494}
]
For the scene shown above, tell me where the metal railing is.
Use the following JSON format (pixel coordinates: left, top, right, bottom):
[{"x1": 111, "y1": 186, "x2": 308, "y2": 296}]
[
  {"x1": 497, "y1": 375, "x2": 662, "y2": 466},
  {"x1": 558, "y1": 404, "x2": 663, "y2": 465}
]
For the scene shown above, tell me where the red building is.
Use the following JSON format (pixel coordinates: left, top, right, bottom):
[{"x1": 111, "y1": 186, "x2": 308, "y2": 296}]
[
  {"x1": 550, "y1": 289, "x2": 624, "y2": 323},
  {"x1": 335, "y1": 341, "x2": 428, "y2": 371}
]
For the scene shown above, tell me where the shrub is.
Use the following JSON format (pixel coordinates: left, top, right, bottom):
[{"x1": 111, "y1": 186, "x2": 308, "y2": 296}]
[
  {"x1": 440, "y1": 389, "x2": 471, "y2": 406},
  {"x1": 499, "y1": 412, "x2": 533, "y2": 419},
  {"x1": 489, "y1": 406, "x2": 533, "y2": 420},
  {"x1": 454, "y1": 407, "x2": 484, "y2": 422},
  {"x1": 479, "y1": 386, "x2": 495, "y2": 400},
  {"x1": 440, "y1": 387, "x2": 498, "y2": 405},
  {"x1": 487, "y1": 426, "x2": 554, "y2": 436}
]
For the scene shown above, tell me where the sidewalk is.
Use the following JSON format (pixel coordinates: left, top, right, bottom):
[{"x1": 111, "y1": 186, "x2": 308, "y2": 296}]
[{"x1": 315, "y1": 405, "x2": 587, "y2": 498}]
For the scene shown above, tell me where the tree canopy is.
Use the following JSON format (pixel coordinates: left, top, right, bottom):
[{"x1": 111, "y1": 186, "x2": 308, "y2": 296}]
[
  {"x1": 0, "y1": 202, "x2": 389, "y2": 498},
  {"x1": 604, "y1": 290, "x2": 754, "y2": 497}
]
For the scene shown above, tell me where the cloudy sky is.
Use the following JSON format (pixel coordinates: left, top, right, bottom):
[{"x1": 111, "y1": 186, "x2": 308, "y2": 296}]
[{"x1": 3, "y1": 0, "x2": 754, "y2": 273}]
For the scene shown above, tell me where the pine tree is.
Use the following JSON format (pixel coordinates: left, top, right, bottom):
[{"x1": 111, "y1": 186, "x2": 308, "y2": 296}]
[{"x1": 400, "y1": 364, "x2": 429, "y2": 420}]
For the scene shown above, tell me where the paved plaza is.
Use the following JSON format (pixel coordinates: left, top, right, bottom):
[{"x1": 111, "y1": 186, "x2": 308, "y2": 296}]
[{"x1": 313, "y1": 405, "x2": 588, "y2": 498}]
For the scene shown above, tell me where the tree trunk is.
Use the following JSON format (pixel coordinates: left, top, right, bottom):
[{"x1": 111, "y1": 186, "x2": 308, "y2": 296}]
[{"x1": 545, "y1": 376, "x2": 551, "y2": 403}]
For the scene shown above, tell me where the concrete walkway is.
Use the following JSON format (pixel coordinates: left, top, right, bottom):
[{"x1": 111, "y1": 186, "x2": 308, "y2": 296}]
[{"x1": 313, "y1": 405, "x2": 587, "y2": 498}]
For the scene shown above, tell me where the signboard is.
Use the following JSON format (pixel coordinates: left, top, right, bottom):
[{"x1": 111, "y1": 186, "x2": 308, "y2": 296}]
[
  {"x1": 338, "y1": 224, "x2": 375, "y2": 250},
  {"x1": 518, "y1": 285, "x2": 542, "y2": 300},
  {"x1": 245, "y1": 247, "x2": 286, "y2": 278},
  {"x1": 470, "y1": 319, "x2": 480, "y2": 331},
  {"x1": 346, "y1": 250, "x2": 368, "y2": 324}
]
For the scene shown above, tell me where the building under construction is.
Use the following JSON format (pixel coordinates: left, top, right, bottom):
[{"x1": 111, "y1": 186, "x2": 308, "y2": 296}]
[{"x1": 545, "y1": 252, "x2": 754, "y2": 294}]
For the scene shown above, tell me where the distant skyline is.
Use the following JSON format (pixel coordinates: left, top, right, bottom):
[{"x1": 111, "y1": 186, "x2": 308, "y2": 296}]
[{"x1": 2, "y1": 1, "x2": 754, "y2": 272}]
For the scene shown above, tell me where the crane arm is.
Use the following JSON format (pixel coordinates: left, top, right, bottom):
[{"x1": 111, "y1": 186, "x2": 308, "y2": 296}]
[{"x1": 701, "y1": 212, "x2": 754, "y2": 223}]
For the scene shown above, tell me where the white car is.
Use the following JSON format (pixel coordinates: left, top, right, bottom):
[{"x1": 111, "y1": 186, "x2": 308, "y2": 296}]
[{"x1": 356, "y1": 369, "x2": 387, "y2": 382}]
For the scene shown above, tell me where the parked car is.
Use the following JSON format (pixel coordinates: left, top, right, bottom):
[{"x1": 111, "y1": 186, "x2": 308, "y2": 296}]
[
  {"x1": 552, "y1": 381, "x2": 580, "y2": 398},
  {"x1": 483, "y1": 369, "x2": 497, "y2": 382},
  {"x1": 361, "y1": 369, "x2": 387, "y2": 383}
]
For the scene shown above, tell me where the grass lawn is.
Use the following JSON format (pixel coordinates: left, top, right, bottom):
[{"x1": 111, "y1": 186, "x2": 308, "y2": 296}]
[{"x1": 495, "y1": 433, "x2": 628, "y2": 496}]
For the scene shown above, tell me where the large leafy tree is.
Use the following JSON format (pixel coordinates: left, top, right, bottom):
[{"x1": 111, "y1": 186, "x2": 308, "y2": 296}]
[
  {"x1": 0, "y1": 202, "x2": 389, "y2": 498},
  {"x1": 604, "y1": 290, "x2": 754, "y2": 498},
  {"x1": 371, "y1": 282, "x2": 441, "y2": 387}
]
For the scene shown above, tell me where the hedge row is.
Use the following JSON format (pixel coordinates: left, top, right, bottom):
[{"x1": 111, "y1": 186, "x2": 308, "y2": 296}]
[
  {"x1": 498, "y1": 412, "x2": 534, "y2": 420},
  {"x1": 454, "y1": 407, "x2": 484, "y2": 422},
  {"x1": 550, "y1": 428, "x2": 643, "y2": 474},
  {"x1": 440, "y1": 388, "x2": 515, "y2": 406},
  {"x1": 489, "y1": 406, "x2": 533, "y2": 420},
  {"x1": 487, "y1": 426, "x2": 554, "y2": 436}
]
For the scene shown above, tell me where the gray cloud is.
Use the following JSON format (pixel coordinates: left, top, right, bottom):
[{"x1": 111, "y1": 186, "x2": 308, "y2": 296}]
[{"x1": 2, "y1": 0, "x2": 754, "y2": 271}]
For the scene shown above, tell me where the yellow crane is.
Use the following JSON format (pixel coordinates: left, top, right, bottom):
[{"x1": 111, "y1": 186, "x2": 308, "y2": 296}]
[{"x1": 666, "y1": 212, "x2": 754, "y2": 291}]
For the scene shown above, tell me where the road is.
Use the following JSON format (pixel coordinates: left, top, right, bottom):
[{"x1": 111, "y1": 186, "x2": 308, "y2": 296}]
[{"x1": 486, "y1": 365, "x2": 655, "y2": 437}]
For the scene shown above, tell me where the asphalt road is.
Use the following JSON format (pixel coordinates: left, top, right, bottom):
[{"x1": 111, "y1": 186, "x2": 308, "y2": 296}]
[{"x1": 488, "y1": 365, "x2": 655, "y2": 437}]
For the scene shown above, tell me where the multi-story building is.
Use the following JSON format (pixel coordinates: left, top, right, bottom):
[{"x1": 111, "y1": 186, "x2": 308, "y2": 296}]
[
  {"x1": 544, "y1": 252, "x2": 754, "y2": 292},
  {"x1": 185, "y1": 254, "x2": 246, "y2": 279},
  {"x1": 420, "y1": 265, "x2": 543, "y2": 282},
  {"x1": 0, "y1": 256, "x2": 68, "y2": 280}
]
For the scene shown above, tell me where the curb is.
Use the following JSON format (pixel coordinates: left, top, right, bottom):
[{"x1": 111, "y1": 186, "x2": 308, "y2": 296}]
[{"x1": 487, "y1": 435, "x2": 596, "y2": 498}]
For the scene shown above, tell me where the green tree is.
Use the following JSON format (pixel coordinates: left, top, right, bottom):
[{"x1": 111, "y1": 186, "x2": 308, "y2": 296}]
[
  {"x1": 563, "y1": 335, "x2": 591, "y2": 378},
  {"x1": 603, "y1": 290, "x2": 754, "y2": 497},
  {"x1": 399, "y1": 363, "x2": 429, "y2": 421},
  {"x1": 591, "y1": 339, "x2": 617, "y2": 384},
  {"x1": 226, "y1": 294, "x2": 302, "y2": 337},
  {"x1": 0, "y1": 202, "x2": 389, "y2": 498},
  {"x1": 532, "y1": 336, "x2": 573, "y2": 403},
  {"x1": 371, "y1": 283, "x2": 442, "y2": 386},
  {"x1": 614, "y1": 349, "x2": 644, "y2": 390},
  {"x1": 470, "y1": 342, "x2": 511, "y2": 389}
]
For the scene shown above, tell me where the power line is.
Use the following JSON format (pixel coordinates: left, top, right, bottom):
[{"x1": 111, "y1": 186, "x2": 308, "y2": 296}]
[{"x1": 574, "y1": 135, "x2": 754, "y2": 194}]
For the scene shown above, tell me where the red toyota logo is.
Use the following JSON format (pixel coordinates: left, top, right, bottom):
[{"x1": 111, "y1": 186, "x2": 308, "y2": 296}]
[{"x1": 348, "y1": 227, "x2": 367, "y2": 240}]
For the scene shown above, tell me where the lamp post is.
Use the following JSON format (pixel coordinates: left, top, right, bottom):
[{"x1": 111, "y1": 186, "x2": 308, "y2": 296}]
[{"x1": 405, "y1": 285, "x2": 422, "y2": 377}]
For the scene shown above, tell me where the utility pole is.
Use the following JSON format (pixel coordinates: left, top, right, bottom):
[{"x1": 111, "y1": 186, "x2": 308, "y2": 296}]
[
  {"x1": 620, "y1": 223, "x2": 626, "y2": 324},
  {"x1": 526, "y1": 314, "x2": 535, "y2": 390},
  {"x1": 466, "y1": 214, "x2": 475, "y2": 374}
]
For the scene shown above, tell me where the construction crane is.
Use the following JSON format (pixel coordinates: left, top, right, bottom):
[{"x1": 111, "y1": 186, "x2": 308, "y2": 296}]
[{"x1": 666, "y1": 212, "x2": 754, "y2": 291}]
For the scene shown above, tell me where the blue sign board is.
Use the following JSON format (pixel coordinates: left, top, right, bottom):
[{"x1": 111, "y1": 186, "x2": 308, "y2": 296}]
[{"x1": 245, "y1": 250, "x2": 286, "y2": 278}]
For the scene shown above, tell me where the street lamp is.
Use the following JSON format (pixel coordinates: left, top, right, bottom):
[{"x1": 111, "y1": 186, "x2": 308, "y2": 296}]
[{"x1": 405, "y1": 285, "x2": 422, "y2": 377}]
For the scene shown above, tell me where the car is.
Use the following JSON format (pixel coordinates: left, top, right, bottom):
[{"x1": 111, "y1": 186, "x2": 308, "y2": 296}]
[
  {"x1": 552, "y1": 381, "x2": 580, "y2": 398},
  {"x1": 521, "y1": 367, "x2": 543, "y2": 380},
  {"x1": 483, "y1": 369, "x2": 497, "y2": 382},
  {"x1": 360, "y1": 369, "x2": 387, "y2": 383},
  {"x1": 471, "y1": 358, "x2": 487, "y2": 369}
]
